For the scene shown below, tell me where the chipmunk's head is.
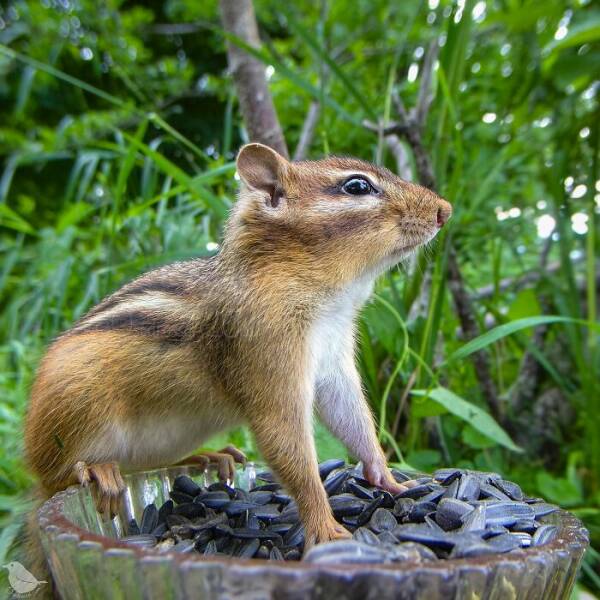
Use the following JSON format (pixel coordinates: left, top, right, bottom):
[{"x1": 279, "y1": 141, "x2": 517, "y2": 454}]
[{"x1": 226, "y1": 143, "x2": 451, "y2": 286}]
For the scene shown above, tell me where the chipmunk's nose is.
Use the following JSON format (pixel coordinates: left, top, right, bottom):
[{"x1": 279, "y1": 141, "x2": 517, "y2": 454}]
[{"x1": 436, "y1": 198, "x2": 452, "y2": 228}]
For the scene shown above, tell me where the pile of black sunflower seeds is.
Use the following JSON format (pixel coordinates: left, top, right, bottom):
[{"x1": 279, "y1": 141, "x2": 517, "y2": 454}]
[{"x1": 119, "y1": 461, "x2": 559, "y2": 564}]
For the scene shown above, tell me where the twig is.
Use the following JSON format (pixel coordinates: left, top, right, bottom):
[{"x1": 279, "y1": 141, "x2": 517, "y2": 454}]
[
  {"x1": 294, "y1": 102, "x2": 321, "y2": 160},
  {"x1": 392, "y1": 90, "x2": 410, "y2": 124},
  {"x1": 415, "y1": 40, "x2": 439, "y2": 127},
  {"x1": 384, "y1": 134, "x2": 413, "y2": 181},
  {"x1": 363, "y1": 121, "x2": 412, "y2": 179}
]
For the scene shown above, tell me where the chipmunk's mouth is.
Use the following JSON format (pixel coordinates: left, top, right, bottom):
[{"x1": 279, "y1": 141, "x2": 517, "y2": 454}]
[
  {"x1": 386, "y1": 243, "x2": 419, "y2": 264},
  {"x1": 388, "y1": 229, "x2": 438, "y2": 260}
]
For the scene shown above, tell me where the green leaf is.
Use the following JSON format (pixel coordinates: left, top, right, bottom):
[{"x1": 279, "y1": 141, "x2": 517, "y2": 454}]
[
  {"x1": 55, "y1": 202, "x2": 94, "y2": 233},
  {"x1": 362, "y1": 302, "x2": 402, "y2": 356},
  {"x1": 412, "y1": 387, "x2": 522, "y2": 452},
  {"x1": 412, "y1": 396, "x2": 448, "y2": 418},
  {"x1": 114, "y1": 120, "x2": 148, "y2": 214},
  {"x1": 535, "y1": 471, "x2": 583, "y2": 507},
  {"x1": 507, "y1": 289, "x2": 542, "y2": 321},
  {"x1": 443, "y1": 316, "x2": 582, "y2": 364},
  {"x1": 405, "y1": 449, "x2": 442, "y2": 472},
  {"x1": 0, "y1": 204, "x2": 36, "y2": 235},
  {"x1": 461, "y1": 424, "x2": 496, "y2": 450},
  {"x1": 0, "y1": 520, "x2": 22, "y2": 566}
]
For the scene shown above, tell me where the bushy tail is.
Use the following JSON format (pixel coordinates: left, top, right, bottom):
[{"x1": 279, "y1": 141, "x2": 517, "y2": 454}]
[{"x1": 22, "y1": 485, "x2": 55, "y2": 599}]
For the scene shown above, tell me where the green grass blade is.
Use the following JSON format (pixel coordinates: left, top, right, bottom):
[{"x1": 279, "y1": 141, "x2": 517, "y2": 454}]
[
  {"x1": 0, "y1": 205, "x2": 36, "y2": 236},
  {"x1": 277, "y1": 5, "x2": 377, "y2": 120},
  {"x1": 0, "y1": 44, "x2": 126, "y2": 108},
  {"x1": 149, "y1": 113, "x2": 209, "y2": 162},
  {"x1": 208, "y1": 25, "x2": 361, "y2": 126},
  {"x1": 373, "y1": 294, "x2": 410, "y2": 440},
  {"x1": 443, "y1": 316, "x2": 593, "y2": 365}
]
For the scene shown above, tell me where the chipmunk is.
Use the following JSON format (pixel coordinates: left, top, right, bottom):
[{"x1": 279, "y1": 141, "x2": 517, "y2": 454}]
[{"x1": 25, "y1": 143, "x2": 451, "y2": 548}]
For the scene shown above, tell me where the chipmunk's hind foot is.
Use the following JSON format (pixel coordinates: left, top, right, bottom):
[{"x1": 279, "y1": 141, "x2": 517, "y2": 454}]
[
  {"x1": 74, "y1": 461, "x2": 126, "y2": 517},
  {"x1": 176, "y1": 445, "x2": 247, "y2": 482}
]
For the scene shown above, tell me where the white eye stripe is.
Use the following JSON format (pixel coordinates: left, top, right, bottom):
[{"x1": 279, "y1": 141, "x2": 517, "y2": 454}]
[{"x1": 312, "y1": 197, "x2": 380, "y2": 213}]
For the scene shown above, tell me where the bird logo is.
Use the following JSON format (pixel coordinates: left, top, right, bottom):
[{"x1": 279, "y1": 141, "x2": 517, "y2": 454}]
[{"x1": 3, "y1": 561, "x2": 47, "y2": 596}]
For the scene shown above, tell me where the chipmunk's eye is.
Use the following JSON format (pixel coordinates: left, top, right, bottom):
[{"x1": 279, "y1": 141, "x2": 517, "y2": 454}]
[{"x1": 342, "y1": 177, "x2": 373, "y2": 195}]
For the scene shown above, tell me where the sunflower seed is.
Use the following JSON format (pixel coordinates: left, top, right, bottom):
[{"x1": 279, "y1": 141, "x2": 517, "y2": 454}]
[
  {"x1": 123, "y1": 463, "x2": 565, "y2": 563},
  {"x1": 435, "y1": 498, "x2": 474, "y2": 531},
  {"x1": 532, "y1": 524, "x2": 558, "y2": 546},
  {"x1": 408, "y1": 501, "x2": 438, "y2": 523},
  {"x1": 353, "y1": 527, "x2": 380, "y2": 546},
  {"x1": 120, "y1": 533, "x2": 156, "y2": 547},
  {"x1": 283, "y1": 522, "x2": 305, "y2": 547},
  {"x1": 532, "y1": 502, "x2": 559, "y2": 518},
  {"x1": 324, "y1": 469, "x2": 350, "y2": 495},
  {"x1": 319, "y1": 459, "x2": 346, "y2": 480},
  {"x1": 236, "y1": 538, "x2": 260, "y2": 558},
  {"x1": 369, "y1": 507, "x2": 397, "y2": 532},
  {"x1": 173, "y1": 475, "x2": 201, "y2": 497},
  {"x1": 138, "y1": 503, "x2": 158, "y2": 534},
  {"x1": 246, "y1": 490, "x2": 271, "y2": 505},
  {"x1": 197, "y1": 491, "x2": 230, "y2": 510}
]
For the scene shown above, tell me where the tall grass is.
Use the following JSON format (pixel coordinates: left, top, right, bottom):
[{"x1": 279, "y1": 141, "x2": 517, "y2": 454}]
[{"x1": 0, "y1": 0, "x2": 598, "y2": 592}]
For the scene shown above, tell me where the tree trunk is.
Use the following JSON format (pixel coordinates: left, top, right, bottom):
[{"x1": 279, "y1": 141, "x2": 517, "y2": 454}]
[{"x1": 219, "y1": 0, "x2": 289, "y2": 158}]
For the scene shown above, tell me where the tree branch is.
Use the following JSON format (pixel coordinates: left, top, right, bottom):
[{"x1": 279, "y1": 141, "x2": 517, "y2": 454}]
[{"x1": 219, "y1": 0, "x2": 289, "y2": 157}]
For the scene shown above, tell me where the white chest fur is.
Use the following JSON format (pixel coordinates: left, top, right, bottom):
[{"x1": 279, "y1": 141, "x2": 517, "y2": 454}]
[{"x1": 309, "y1": 274, "x2": 375, "y2": 382}]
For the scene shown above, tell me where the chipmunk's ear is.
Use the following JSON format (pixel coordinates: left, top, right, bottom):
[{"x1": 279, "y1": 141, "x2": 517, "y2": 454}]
[{"x1": 236, "y1": 143, "x2": 288, "y2": 207}]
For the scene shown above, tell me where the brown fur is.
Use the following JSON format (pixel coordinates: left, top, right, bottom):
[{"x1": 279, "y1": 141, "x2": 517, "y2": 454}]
[{"x1": 24, "y1": 144, "x2": 452, "y2": 564}]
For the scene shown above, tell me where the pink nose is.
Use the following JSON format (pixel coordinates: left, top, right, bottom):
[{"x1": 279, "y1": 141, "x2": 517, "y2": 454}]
[{"x1": 436, "y1": 199, "x2": 452, "y2": 228}]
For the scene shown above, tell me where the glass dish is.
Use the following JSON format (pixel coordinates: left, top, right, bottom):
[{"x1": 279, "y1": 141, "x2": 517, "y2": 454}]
[{"x1": 37, "y1": 464, "x2": 589, "y2": 600}]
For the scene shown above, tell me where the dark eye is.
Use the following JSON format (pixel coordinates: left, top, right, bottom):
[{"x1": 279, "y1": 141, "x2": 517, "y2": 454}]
[{"x1": 342, "y1": 177, "x2": 373, "y2": 195}]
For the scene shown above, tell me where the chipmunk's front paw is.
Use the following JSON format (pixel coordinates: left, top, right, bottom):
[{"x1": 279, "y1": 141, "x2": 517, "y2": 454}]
[
  {"x1": 305, "y1": 518, "x2": 351, "y2": 549},
  {"x1": 74, "y1": 461, "x2": 126, "y2": 517}
]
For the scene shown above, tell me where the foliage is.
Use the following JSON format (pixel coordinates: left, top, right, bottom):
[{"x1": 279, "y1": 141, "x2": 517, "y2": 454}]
[{"x1": 0, "y1": 0, "x2": 598, "y2": 592}]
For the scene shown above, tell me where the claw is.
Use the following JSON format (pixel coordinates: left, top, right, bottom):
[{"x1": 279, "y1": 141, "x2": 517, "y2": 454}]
[
  {"x1": 305, "y1": 519, "x2": 352, "y2": 549},
  {"x1": 364, "y1": 461, "x2": 414, "y2": 495},
  {"x1": 74, "y1": 461, "x2": 91, "y2": 487},
  {"x1": 175, "y1": 445, "x2": 247, "y2": 482},
  {"x1": 402, "y1": 478, "x2": 419, "y2": 489},
  {"x1": 219, "y1": 445, "x2": 247, "y2": 466},
  {"x1": 74, "y1": 461, "x2": 125, "y2": 517}
]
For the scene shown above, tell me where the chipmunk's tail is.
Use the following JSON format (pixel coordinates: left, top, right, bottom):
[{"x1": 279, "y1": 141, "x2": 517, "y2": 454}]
[{"x1": 22, "y1": 485, "x2": 54, "y2": 599}]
